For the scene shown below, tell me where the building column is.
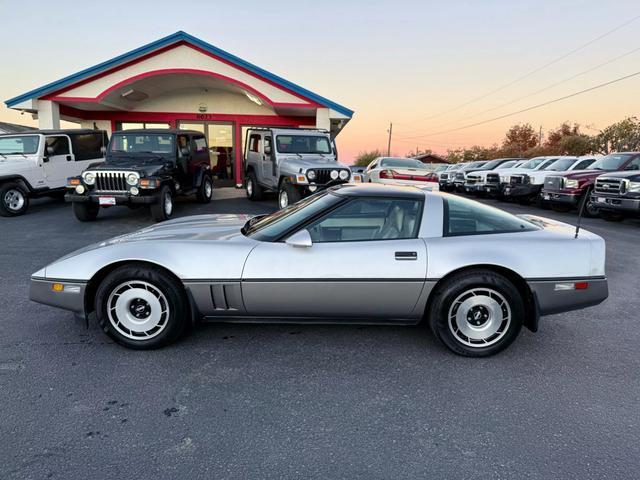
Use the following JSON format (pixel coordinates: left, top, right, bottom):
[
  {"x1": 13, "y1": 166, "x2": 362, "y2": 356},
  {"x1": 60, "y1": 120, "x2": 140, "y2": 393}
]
[
  {"x1": 315, "y1": 108, "x2": 331, "y2": 131},
  {"x1": 234, "y1": 122, "x2": 243, "y2": 187},
  {"x1": 37, "y1": 100, "x2": 60, "y2": 129}
]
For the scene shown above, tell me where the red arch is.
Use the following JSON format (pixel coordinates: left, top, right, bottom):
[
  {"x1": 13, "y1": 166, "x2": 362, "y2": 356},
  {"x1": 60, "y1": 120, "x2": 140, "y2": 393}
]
[{"x1": 50, "y1": 68, "x2": 318, "y2": 109}]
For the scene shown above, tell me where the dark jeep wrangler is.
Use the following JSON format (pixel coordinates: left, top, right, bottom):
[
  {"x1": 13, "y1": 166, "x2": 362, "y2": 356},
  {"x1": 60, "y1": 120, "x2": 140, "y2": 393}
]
[{"x1": 66, "y1": 129, "x2": 213, "y2": 222}]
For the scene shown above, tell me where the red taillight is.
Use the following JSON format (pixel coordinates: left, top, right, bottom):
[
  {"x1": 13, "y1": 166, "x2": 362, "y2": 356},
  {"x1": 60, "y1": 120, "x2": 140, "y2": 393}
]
[{"x1": 575, "y1": 282, "x2": 589, "y2": 290}]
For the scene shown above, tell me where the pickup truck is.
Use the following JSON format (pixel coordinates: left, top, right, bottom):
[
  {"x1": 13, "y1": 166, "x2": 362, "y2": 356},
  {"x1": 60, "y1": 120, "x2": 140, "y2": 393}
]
[
  {"x1": 591, "y1": 153, "x2": 640, "y2": 220},
  {"x1": 542, "y1": 153, "x2": 640, "y2": 217},
  {"x1": 463, "y1": 158, "x2": 524, "y2": 195},
  {"x1": 502, "y1": 156, "x2": 597, "y2": 205}
]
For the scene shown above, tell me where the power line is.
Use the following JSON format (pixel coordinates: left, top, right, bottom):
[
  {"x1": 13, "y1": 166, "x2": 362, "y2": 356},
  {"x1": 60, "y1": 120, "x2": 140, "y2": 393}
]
[
  {"x1": 401, "y1": 14, "x2": 640, "y2": 125},
  {"x1": 397, "y1": 69, "x2": 640, "y2": 140},
  {"x1": 397, "y1": 45, "x2": 640, "y2": 137}
]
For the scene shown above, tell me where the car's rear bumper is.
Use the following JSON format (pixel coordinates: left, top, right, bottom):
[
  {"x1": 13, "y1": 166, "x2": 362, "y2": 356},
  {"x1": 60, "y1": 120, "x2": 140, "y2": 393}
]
[
  {"x1": 592, "y1": 195, "x2": 640, "y2": 213},
  {"x1": 65, "y1": 193, "x2": 159, "y2": 205},
  {"x1": 30, "y1": 276, "x2": 87, "y2": 316},
  {"x1": 527, "y1": 277, "x2": 608, "y2": 316}
]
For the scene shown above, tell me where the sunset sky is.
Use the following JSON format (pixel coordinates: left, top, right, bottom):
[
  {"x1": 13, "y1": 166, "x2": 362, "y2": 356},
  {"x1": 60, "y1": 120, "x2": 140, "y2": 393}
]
[{"x1": 1, "y1": 0, "x2": 639, "y2": 160}]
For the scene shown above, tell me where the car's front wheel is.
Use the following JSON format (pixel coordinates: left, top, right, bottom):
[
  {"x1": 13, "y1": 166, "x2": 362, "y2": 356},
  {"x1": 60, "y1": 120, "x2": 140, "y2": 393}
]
[
  {"x1": 72, "y1": 201, "x2": 99, "y2": 221},
  {"x1": 150, "y1": 186, "x2": 173, "y2": 222},
  {"x1": 0, "y1": 182, "x2": 29, "y2": 217},
  {"x1": 95, "y1": 264, "x2": 189, "y2": 349},
  {"x1": 428, "y1": 270, "x2": 524, "y2": 357},
  {"x1": 278, "y1": 181, "x2": 302, "y2": 209}
]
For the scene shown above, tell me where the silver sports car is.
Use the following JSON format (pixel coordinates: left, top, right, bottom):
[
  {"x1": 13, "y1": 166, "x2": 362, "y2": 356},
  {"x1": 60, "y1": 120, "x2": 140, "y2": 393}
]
[{"x1": 30, "y1": 184, "x2": 608, "y2": 357}]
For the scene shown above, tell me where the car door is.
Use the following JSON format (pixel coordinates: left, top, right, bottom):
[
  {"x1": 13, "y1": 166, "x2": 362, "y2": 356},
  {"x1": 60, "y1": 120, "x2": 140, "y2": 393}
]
[
  {"x1": 261, "y1": 134, "x2": 277, "y2": 188},
  {"x1": 241, "y1": 196, "x2": 427, "y2": 319},
  {"x1": 43, "y1": 135, "x2": 73, "y2": 187}
]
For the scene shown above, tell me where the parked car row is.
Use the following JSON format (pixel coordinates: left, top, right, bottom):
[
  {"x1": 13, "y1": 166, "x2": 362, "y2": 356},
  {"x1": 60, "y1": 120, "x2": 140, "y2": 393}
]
[
  {"x1": 1, "y1": 127, "x2": 360, "y2": 220},
  {"x1": 437, "y1": 153, "x2": 640, "y2": 221}
]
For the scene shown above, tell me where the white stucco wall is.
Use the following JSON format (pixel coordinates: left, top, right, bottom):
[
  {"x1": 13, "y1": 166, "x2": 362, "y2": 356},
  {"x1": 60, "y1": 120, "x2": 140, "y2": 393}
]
[{"x1": 57, "y1": 45, "x2": 309, "y2": 106}]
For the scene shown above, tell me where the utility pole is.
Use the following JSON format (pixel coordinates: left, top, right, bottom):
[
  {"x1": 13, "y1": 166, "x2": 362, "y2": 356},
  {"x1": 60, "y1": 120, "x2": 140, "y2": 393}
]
[
  {"x1": 387, "y1": 122, "x2": 393, "y2": 156},
  {"x1": 539, "y1": 125, "x2": 543, "y2": 146}
]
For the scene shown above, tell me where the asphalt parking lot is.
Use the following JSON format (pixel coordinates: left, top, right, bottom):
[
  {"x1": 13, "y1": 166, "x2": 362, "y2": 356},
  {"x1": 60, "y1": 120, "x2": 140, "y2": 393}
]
[{"x1": 1, "y1": 188, "x2": 639, "y2": 479}]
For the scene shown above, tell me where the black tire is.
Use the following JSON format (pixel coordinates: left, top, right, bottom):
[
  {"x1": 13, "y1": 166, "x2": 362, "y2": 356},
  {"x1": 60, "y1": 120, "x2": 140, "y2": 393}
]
[
  {"x1": 550, "y1": 203, "x2": 572, "y2": 213},
  {"x1": 535, "y1": 193, "x2": 550, "y2": 210},
  {"x1": 246, "y1": 170, "x2": 263, "y2": 201},
  {"x1": 150, "y1": 186, "x2": 173, "y2": 222},
  {"x1": 196, "y1": 174, "x2": 213, "y2": 204},
  {"x1": 581, "y1": 188, "x2": 599, "y2": 218},
  {"x1": 72, "y1": 201, "x2": 99, "y2": 222},
  {"x1": 599, "y1": 210, "x2": 624, "y2": 222},
  {"x1": 95, "y1": 264, "x2": 189, "y2": 349},
  {"x1": 0, "y1": 182, "x2": 30, "y2": 217},
  {"x1": 427, "y1": 270, "x2": 524, "y2": 357},
  {"x1": 278, "y1": 180, "x2": 302, "y2": 209}
]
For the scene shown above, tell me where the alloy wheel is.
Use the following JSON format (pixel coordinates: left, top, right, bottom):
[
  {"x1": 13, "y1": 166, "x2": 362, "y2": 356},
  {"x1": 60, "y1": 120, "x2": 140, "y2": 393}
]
[
  {"x1": 4, "y1": 189, "x2": 25, "y2": 211},
  {"x1": 279, "y1": 190, "x2": 289, "y2": 209}
]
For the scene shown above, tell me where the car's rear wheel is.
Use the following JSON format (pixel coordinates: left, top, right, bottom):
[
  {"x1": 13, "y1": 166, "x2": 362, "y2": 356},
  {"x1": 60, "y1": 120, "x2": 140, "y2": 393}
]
[
  {"x1": 278, "y1": 181, "x2": 301, "y2": 209},
  {"x1": 0, "y1": 182, "x2": 29, "y2": 217},
  {"x1": 95, "y1": 264, "x2": 189, "y2": 349},
  {"x1": 246, "y1": 171, "x2": 263, "y2": 201},
  {"x1": 428, "y1": 270, "x2": 524, "y2": 357},
  {"x1": 72, "y1": 201, "x2": 99, "y2": 221},
  {"x1": 150, "y1": 186, "x2": 173, "y2": 222},
  {"x1": 196, "y1": 174, "x2": 213, "y2": 204}
]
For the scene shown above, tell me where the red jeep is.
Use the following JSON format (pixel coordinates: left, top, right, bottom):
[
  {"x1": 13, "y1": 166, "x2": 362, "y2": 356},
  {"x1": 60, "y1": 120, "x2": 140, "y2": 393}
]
[{"x1": 541, "y1": 153, "x2": 640, "y2": 217}]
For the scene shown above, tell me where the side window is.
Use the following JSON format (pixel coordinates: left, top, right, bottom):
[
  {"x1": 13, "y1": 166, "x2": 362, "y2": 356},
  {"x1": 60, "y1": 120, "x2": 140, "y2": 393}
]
[
  {"x1": 249, "y1": 134, "x2": 261, "y2": 153},
  {"x1": 624, "y1": 157, "x2": 640, "y2": 171},
  {"x1": 45, "y1": 136, "x2": 70, "y2": 156},
  {"x1": 574, "y1": 159, "x2": 593, "y2": 170},
  {"x1": 69, "y1": 133, "x2": 105, "y2": 161},
  {"x1": 368, "y1": 161, "x2": 377, "y2": 171},
  {"x1": 444, "y1": 196, "x2": 538, "y2": 237},
  {"x1": 307, "y1": 198, "x2": 422, "y2": 243},
  {"x1": 177, "y1": 135, "x2": 189, "y2": 157},
  {"x1": 264, "y1": 136, "x2": 272, "y2": 154},
  {"x1": 192, "y1": 136, "x2": 207, "y2": 154}
]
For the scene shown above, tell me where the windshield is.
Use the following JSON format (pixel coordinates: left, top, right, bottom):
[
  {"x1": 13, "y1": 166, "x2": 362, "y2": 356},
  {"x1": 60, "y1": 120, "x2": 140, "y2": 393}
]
[
  {"x1": 497, "y1": 161, "x2": 517, "y2": 169},
  {"x1": 109, "y1": 133, "x2": 175, "y2": 157},
  {"x1": 546, "y1": 158, "x2": 575, "y2": 171},
  {"x1": 0, "y1": 135, "x2": 40, "y2": 155},
  {"x1": 590, "y1": 153, "x2": 633, "y2": 170},
  {"x1": 380, "y1": 158, "x2": 427, "y2": 169},
  {"x1": 244, "y1": 190, "x2": 342, "y2": 241},
  {"x1": 480, "y1": 159, "x2": 505, "y2": 170},
  {"x1": 519, "y1": 157, "x2": 550, "y2": 170},
  {"x1": 276, "y1": 135, "x2": 332, "y2": 154}
]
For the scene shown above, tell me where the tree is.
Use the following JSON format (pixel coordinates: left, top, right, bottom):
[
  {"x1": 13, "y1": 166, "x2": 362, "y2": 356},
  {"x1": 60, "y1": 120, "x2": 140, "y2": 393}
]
[
  {"x1": 546, "y1": 122, "x2": 581, "y2": 149},
  {"x1": 354, "y1": 149, "x2": 385, "y2": 167},
  {"x1": 592, "y1": 117, "x2": 640, "y2": 154},
  {"x1": 502, "y1": 123, "x2": 538, "y2": 155}
]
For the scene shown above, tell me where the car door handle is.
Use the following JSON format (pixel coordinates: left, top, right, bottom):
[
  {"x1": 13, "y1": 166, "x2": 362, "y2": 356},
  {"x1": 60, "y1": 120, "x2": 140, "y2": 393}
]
[{"x1": 395, "y1": 251, "x2": 417, "y2": 260}]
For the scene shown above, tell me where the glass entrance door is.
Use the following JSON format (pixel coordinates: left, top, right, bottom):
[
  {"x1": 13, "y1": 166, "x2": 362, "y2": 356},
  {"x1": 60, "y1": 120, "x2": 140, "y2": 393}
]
[{"x1": 207, "y1": 124, "x2": 234, "y2": 186}]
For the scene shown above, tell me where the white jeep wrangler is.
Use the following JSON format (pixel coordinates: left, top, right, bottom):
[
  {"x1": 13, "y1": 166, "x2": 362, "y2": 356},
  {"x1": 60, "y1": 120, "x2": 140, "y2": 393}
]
[
  {"x1": 0, "y1": 129, "x2": 107, "y2": 216},
  {"x1": 244, "y1": 127, "x2": 360, "y2": 209}
]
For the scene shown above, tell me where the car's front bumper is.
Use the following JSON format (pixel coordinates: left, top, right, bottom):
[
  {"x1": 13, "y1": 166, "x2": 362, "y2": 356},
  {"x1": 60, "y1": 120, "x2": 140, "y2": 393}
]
[
  {"x1": 65, "y1": 193, "x2": 159, "y2": 205},
  {"x1": 503, "y1": 183, "x2": 542, "y2": 198},
  {"x1": 528, "y1": 277, "x2": 608, "y2": 316},
  {"x1": 542, "y1": 191, "x2": 581, "y2": 206},
  {"x1": 592, "y1": 195, "x2": 640, "y2": 213},
  {"x1": 30, "y1": 276, "x2": 87, "y2": 316}
]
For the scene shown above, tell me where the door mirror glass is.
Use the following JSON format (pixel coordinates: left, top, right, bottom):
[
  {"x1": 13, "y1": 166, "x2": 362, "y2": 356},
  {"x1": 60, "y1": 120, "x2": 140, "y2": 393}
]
[
  {"x1": 285, "y1": 229, "x2": 313, "y2": 248},
  {"x1": 46, "y1": 146, "x2": 54, "y2": 156},
  {"x1": 264, "y1": 145, "x2": 272, "y2": 155}
]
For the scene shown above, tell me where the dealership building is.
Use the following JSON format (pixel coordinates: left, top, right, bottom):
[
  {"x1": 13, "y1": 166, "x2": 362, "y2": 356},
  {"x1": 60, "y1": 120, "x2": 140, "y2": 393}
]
[{"x1": 5, "y1": 31, "x2": 354, "y2": 186}]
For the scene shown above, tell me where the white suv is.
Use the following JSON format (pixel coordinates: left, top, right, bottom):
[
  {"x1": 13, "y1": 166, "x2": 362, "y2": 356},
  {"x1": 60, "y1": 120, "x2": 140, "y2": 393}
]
[{"x1": 0, "y1": 129, "x2": 107, "y2": 216}]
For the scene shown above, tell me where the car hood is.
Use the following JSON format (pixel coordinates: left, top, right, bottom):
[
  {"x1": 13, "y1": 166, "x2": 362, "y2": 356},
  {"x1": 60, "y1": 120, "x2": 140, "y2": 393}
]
[
  {"x1": 91, "y1": 158, "x2": 174, "y2": 176},
  {"x1": 104, "y1": 214, "x2": 252, "y2": 245},
  {"x1": 280, "y1": 156, "x2": 348, "y2": 170},
  {"x1": 562, "y1": 169, "x2": 609, "y2": 180},
  {"x1": 591, "y1": 170, "x2": 639, "y2": 180}
]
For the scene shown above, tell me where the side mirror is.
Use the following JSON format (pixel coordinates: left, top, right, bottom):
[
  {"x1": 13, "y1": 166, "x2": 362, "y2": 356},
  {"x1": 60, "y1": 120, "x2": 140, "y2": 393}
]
[
  {"x1": 285, "y1": 229, "x2": 312, "y2": 248},
  {"x1": 46, "y1": 146, "x2": 54, "y2": 156},
  {"x1": 180, "y1": 147, "x2": 190, "y2": 157},
  {"x1": 264, "y1": 146, "x2": 272, "y2": 156},
  {"x1": 100, "y1": 146, "x2": 107, "y2": 155}
]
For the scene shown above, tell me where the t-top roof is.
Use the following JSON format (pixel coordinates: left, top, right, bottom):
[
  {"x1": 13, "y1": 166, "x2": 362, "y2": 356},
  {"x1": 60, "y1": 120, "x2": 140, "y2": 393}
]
[{"x1": 5, "y1": 31, "x2": 354, "y2": 118}]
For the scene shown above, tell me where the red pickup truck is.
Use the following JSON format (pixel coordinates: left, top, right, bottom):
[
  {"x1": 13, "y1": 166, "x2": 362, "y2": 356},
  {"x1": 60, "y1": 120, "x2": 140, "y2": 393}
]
[{"x1": 541, "y1": 153, "x2": 640, "y2": 217}]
